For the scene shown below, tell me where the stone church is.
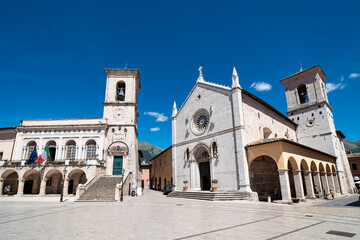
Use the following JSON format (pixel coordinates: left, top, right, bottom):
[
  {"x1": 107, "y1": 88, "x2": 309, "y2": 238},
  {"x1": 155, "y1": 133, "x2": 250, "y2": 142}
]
[
  {"x1": 0, "y1": 69, "x2": 141, "y2": 200},
  {"x1": 171, "y1": 65, "x2": 356, "y2": 202}
]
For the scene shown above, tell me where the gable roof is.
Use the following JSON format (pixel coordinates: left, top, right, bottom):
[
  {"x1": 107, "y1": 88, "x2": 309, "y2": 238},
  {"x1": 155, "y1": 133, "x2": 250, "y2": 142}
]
[{"x1": 280, "y1": 65, "x2": 327, "y2": 84}]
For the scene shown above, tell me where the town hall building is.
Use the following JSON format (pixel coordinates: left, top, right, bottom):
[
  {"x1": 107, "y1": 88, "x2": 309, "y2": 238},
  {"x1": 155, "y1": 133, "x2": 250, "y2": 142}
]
[
  {"x1": 171, "y1": 66, "x2": 356, "y2": 202},
  {"x1": 0, "y1": 69, "x2": 141, "y2": 200}
]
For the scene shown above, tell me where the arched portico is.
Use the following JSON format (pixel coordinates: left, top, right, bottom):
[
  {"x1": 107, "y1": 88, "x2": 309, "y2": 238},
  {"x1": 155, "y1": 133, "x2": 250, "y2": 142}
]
[
  {"x1": 44, "y1": 169, "x2": 63, "y2": 194},
  {"x1": 249, "y1": 155, "x2": 281, "y2": 201},
  {"x1": 22, "y1": 169, "x2": 41, "y2": 195},
  {"x1": 1, "y1": 170, "x2": 19, "y2": 195},
  {"x1": 66, "y1": 169, "x2": 87, "y2": 195}
]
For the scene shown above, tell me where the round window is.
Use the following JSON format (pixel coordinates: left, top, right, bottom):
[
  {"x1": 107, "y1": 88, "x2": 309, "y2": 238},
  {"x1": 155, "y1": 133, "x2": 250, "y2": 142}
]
[{"x1": 192, "y1": 110, "x2": 210, "y2": 134}]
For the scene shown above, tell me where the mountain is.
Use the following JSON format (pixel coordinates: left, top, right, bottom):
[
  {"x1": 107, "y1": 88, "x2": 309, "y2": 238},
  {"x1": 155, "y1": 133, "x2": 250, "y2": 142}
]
[
  {"x1": 138, "y1": 141, "x2": 164, "y2": 163},
  {"x1": 343, "y1": 140, "x2": 360, "y2": 154}
]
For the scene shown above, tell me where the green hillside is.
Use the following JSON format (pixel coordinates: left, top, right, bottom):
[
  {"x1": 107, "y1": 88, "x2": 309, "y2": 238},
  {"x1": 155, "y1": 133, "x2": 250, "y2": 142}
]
[
  {"x1": 138, "y1": 141, "x2": 163, "y2": 163},
  {"x1": 344, "y1": 140, "x2": 360, "y2": 154}
]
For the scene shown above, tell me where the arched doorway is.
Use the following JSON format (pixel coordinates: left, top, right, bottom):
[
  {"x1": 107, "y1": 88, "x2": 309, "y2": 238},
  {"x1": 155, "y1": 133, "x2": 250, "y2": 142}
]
[
  {"x1": 196, "y1": 150, "x2": 211, "y2": 191},
  {"x1": 287, "y1": 158, "x2": 297, "y2": 198},
  {"x1": 67, "y1": 169, "x2": 87, "y2": 195},
  {"x1": 2, "y1": 170, "x2": 19, "y2": 195},
  {"x1": 46, "y1": 141, "x2": 56, "y2": 161},
  {"x1": 45, "y1": 169, "x2": 63, "y2": 194},
  {"x1": 23, "y1": 169, "x2": 41, "y2": 194},
  {"x1": 249, "y1": 155, "x2": 280, "y2": 201}
]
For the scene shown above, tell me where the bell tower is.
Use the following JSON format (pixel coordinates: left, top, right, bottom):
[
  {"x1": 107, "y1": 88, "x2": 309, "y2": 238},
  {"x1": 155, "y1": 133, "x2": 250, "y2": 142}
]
[
  {"x1": 102, "y1": 69, "x2": 141, "y2": 180},
  {"x1": 280, "y1": 65, "x2": 348, "y2": 193}
]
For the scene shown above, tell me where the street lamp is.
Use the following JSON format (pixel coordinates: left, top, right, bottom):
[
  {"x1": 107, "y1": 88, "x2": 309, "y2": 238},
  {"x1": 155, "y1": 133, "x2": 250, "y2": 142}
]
[
  {"x1": 120, "y1": 169, "x2": 125, "y2": 202},
  {"x1": 60, "y1": 168, "x2": 67, "y2": 202}
]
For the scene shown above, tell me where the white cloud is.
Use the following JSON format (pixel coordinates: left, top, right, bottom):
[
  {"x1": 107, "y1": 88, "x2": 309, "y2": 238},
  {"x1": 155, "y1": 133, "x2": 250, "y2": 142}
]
[
  {"x1": 338, "y1": 75, "x2": 344, "y2": 82},
  {"x1": 349, "y1": 73, "x2": 360, "y2": 79},
  {"x1": 250, "y1": 82, "x2": 272, "y2": 91},
  {"x1": 326, "y1": 82, "x2": 347, "y2": 93},
  {"x1": 150, "y1": 127, "x2": 160, "y2": 132},
  {"x1": 144, "y1": 112, "x2": 168, "y2": 122}
]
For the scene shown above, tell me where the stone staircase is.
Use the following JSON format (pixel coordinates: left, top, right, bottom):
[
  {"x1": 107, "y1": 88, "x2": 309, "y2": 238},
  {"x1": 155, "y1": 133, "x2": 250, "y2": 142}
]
[
  {"x1": 77, "y1": 176, "x2": 122, "y2": 202},
  {"x1": 167, "y1": 191, "x2": 250, "y2": 201}
]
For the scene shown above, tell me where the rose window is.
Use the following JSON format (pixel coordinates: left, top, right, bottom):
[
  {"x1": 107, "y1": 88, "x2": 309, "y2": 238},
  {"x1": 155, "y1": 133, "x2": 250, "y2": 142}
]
[{"x1": 194, "y1": 111, "x2": 210, "y2": 132}]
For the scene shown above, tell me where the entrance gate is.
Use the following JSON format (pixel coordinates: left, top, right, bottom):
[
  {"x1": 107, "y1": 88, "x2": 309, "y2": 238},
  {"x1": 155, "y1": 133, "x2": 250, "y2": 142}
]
[
  {"x1": 199, "y1": 162, "x2": 211, "y2": 190},
  {"x1": 113, "y1": 156, "x2": 123, "y2": 175}
]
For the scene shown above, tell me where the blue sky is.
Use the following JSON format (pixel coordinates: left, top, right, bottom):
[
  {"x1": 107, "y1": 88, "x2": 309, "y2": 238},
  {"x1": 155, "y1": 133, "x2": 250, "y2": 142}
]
[{"x1": 1, "y1": 1, "x2": 359, "y2": 149}]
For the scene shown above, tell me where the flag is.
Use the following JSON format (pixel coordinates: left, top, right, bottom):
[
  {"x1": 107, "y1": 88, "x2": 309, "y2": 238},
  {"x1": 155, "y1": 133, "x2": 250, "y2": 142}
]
[
  {"x1": 26, "y1": 145, "x2": 38, "y2": 164},
  {"x1": 37, "y1": 145, "x2": 50, "y2": 163}
]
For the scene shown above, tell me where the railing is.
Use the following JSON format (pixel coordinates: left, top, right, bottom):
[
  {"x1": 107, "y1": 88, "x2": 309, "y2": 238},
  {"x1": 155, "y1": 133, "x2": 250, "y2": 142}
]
[
  {"x1": 76, "y1": 171, "x2": 105, "y2": 199},
  {"x1": 0, "y1": 159, "x2": 106, "y2": 168}
]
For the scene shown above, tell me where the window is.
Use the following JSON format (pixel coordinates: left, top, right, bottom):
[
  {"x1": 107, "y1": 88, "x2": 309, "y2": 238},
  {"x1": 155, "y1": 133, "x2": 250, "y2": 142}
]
[
  {"x1": 66, "y1": 140, "x2": 76, "y2": 160},
  {"x1": 86, "y1": 140, "x2": 97, "y2": 159},
  {"x1": 26, "y1": 141, "x2": 36, "y2": 159},
  {"x1": 186, "y1": 148, "x2": 190, "y2": 160},
  {"x1": 212, "y1": 142, "x2": 218, "y2": 156},
  {"x1": 352, "y1": 163, "x2": 358, "y2": 170},
  {"x1": 0, "y1": 152, "x2": 3, "y2": 160},
  {"x1": 46, "y1": 141, "x2": 56, "y2": 161},
  {"x1": 116, "y1": 82, "x2": 126, "y2": 101},
  {"x1": 263, "y1": 127, "x2": 272, "y2": 139},
  {"x1": 297, "y1": 84, "x2": 309, "y2": 104}
]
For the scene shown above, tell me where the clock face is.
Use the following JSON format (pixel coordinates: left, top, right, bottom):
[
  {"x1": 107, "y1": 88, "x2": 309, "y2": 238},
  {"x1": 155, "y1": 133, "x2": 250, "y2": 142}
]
[{"x1": 113, "y1": 109, "x2": 124, "y2": 120}]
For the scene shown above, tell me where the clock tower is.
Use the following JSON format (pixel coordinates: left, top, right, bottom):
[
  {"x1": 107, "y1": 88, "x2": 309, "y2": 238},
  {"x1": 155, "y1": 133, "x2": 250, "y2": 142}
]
[{"x1": 103, "y1": 69, "x2": 141, "y2": 181}]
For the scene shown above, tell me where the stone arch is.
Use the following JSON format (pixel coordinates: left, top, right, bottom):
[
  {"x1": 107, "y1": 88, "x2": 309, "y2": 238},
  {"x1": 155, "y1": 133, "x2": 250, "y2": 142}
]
[
  {"x1": 331, "y1": 165, "x2": 336, "y2": 173},
  {"x1": 249, "y1": 155, "x2": 280, "y2": 201},
  {"x1": 2, "y1": 170, "x2": 19, "y2": 195},
  {"x1": 300, "y1": 159, "x2": 309, "y2": 171},
  {"x1": 263, "y1": 127, "x2": 272, "y2": 139},
  {"x1": 326, "y1": 164, "x2": 331, "y2": 173},
  {"x1": 319, "y1": 163, "x2": 325, "y2": 173},
  {"x1": 310, "y1": 161, "x2": 318, "y2": 172},
  {"x1": 44, "y1": 169, "x2": 63, "y2": 194},
  {"x1": 22, "y1": 169, "x2": 41, "y2": 194},
  {"x1": 287, "y1": 157, "x2": 299, "y2": 170},
  {"x1": 107, "y1": 141, "x2": 129, "y2": 155},
  {"x1": 287, "y1": 157, "x2": 298, "y2": 198},
  {"x1": 66, "y1": 169, "x2": 87, "y2": 195}
]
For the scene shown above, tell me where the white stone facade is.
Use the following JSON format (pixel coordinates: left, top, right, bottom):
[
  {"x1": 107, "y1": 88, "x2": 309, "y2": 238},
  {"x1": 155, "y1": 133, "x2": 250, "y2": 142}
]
[
  {"x1": 172, "y1": 66, "x2": 355, "y2": 201},
  {"x1": 0, "y1": 69, "x2": 141, "y2": 197}
]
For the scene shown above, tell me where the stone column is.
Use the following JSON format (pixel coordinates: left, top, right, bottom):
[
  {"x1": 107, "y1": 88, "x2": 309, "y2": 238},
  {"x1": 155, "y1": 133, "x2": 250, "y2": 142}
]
[
  {"x1": 16, "y1": 179, "x2": 24, "y2": 196},
  {"x1": 292, "y1": 170, "x2": 305, "y2": 200},
  {"x1": 303, "y1": 171, "x2": 315, "y2": 199},
  {"x1": 278, "y1": 169, "x2": 292, "y2": 203},
  {"x1": 0, "y1": 179, "x2": 3, "y2": 195},
  {"x1": 312, "y1": 172, "x2": 322, "y2": 196},
  {"x1": 333, "y1": 173, "x2": 341, "y2": 193},
  {"x1": 63, "y1": 178, "x2": 69, "y2": 196},
  {"x1": 320, "y1": 173, "x2": 330, "y2": 195},
  {"x1": 39, "y1": 178, "x2": 47, "y2": 196},
  {"x1": 327, "y1": 173, "x2": 335, "y2": 193}
]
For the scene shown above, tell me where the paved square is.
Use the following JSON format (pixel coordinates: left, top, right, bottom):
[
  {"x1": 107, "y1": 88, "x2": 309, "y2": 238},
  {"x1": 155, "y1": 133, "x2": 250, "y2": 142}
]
[{"x1": 0, "y1": 191, "x2": 359, "y2": 240}]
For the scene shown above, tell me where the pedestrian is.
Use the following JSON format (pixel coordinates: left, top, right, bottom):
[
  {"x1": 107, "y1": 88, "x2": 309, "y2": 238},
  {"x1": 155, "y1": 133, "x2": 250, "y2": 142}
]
[{"x1": 330, "y1": 189, "x2": 335, "y2": 200}]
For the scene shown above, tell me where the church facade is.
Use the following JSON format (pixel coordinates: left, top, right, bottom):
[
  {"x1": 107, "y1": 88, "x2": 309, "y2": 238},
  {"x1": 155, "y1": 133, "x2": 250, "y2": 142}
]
[
  {"x1": 171, "y1": 66, "x2": 355, "y2": 202},
  {"x1": 0, "y1": 69, "x2": 140, "y2": 198}
]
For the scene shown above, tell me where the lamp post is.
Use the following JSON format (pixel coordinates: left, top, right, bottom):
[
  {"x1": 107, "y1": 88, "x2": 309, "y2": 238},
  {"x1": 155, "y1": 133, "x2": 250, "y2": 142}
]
[
  {"x1": 120, "y1": 169, "x2": 125, "y2": 202},
  {"x1": 60, "y1": 168, "x2": 67, "y2": 202}
]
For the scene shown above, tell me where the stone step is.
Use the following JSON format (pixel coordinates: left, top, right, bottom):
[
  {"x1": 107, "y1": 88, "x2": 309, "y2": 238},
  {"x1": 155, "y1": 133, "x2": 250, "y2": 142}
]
[
  {"x1": 168, "y1": 191, "x2": 248, "y2": 201},
  {"x1": 78, "y1": 176, "x2": 122, "y2": 201}
]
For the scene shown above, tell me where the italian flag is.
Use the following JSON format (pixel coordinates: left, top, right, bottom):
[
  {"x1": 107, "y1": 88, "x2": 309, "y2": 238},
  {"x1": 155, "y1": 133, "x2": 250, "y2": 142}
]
[{"x1": 37, "y1": 145, "x2": 50, "y2": 163}]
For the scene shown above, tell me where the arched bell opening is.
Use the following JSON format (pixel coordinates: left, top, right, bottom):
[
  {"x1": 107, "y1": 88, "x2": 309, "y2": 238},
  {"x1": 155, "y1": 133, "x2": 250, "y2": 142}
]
[
  {"x1": 2, "y1": 170, "x2": 19, "y2": 195},
  {"x1": 249, "y1": 155, "x2": 280, "y2": 201},
  {"x1": 116, "y1": 82, "x2": 126, "y2": 101}
]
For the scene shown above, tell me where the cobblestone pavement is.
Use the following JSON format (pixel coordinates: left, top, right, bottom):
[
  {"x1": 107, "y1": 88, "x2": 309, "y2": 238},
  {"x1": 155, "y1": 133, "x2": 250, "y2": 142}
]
[{"x1": 0, "y1": 191, "x2": 359, "y2": 240}]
